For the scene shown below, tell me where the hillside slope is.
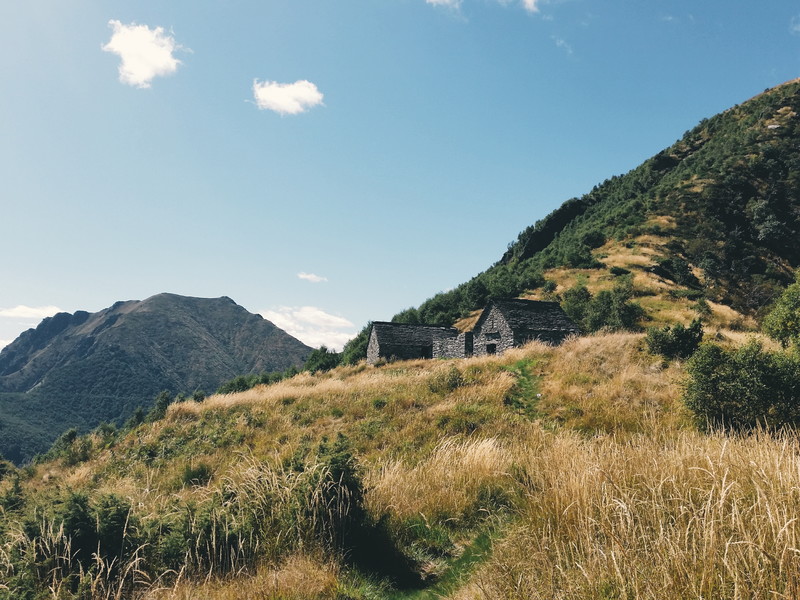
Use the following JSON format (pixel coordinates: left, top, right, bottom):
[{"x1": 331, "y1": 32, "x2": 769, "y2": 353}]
[
  {"x1": 0, "y1": 293, "x2": 312, "y2": 463},
  {"x1": 1, "y1": 333, "x2": 798, "y2": 599},
  {"x1": 371, "y1": 79, "x2": 800, "y2": 340}
]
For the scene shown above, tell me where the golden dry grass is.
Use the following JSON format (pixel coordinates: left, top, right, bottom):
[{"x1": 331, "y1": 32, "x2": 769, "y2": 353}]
[
  {"x1": 454, "y1": 428, "x2": 800, "y2": 599},
  {"x1": 535, "y1": 332, "x2": 690, "y2": 434},
  {"x1": 9, "y1": 329, "x2": 800, "y2": 600},
  {"x1": 144, "y1": 555, "x2": 339, "y2": 600},
  {"x1": 365, "y1": 437, "x2": 513, "y2": 522}
]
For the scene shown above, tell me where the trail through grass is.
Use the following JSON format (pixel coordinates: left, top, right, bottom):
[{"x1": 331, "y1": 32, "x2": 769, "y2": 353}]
[
  {"x1": 387, "y1": 521, "x2": 503, "y2": 600},
  {"x1": 502, "y1": 358, "x2": 542, "y2": 419}
]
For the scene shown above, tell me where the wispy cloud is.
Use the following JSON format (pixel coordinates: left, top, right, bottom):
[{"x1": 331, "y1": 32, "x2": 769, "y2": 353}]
[
  {"x1": 0, "y1": 305, "x2": 62, "y2": 319},
  {"x1": 552, "y1": 36, "x2": 573, "y2": 55},
  {"x1": 102, "y1": 20, "x2": 184, "y2": 88},
  {"x1": 791, "y1": 15, "x2": 800, "y2": 35},
  {"x1": 253, "y1": 80, "x2": 324, "y2": 115},
  {"x1": 427, "y1": 0, "x2": 542, "y2": 15},
  {"x1": 426, "y1": 0, "x2": 463, "y2": 8},
  {"x1": 260, "y1": 306, "x2": 355, "y2": 351},
  {"x1": 298, "y1": 272, "x2": 328, "y2": 283}
]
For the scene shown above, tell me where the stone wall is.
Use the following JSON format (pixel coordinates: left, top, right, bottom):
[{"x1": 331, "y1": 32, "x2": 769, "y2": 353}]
[
  {"x1": 433, "y1": 332, "x2": 473, "y2": 359},
  {"x1": 368, "y1": 322, "x2": 459, "y2": 364},
  {"x1": 472, "y1": 305, "x2": 515, "y2": 357},
  {"x1": 366, "y1": 328, "x2": 381, "y2": 364}
]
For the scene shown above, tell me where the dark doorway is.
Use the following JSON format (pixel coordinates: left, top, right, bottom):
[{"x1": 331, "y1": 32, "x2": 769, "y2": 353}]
[{"x1": 486, "y1": 344, "x2": 497, "y2": 355}]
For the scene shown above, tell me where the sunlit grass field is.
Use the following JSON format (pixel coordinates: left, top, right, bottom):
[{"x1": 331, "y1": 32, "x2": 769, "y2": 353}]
[{"x1": 2, "y1": 332, "x2": 799, "y2": 599}]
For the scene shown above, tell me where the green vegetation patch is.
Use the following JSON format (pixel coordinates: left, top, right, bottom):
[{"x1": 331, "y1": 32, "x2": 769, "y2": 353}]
[{"x1": 502, "y1": 359, "x2": 543, "y2": 419}]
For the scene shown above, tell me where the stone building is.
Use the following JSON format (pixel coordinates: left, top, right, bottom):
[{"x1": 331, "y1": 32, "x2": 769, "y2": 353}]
[
  {"x1": 367, "y1": 322, "x2": 460, "y2": 364},
  {"x1": 367, "y1": 299, "x2": 578, "y2": 364},
  {"x1": 471, "y1": 299, "x2": 579, "y2": 357}
]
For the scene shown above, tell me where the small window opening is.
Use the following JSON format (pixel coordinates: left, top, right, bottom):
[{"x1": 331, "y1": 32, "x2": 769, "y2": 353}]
[{"x1": 486, "y1": 343, "x2": 497, "y2": 355}]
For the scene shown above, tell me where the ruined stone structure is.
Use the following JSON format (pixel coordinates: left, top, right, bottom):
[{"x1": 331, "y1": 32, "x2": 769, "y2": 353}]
[{"x1": 367, "y1": 299, "x2": 578, "y2": 364}]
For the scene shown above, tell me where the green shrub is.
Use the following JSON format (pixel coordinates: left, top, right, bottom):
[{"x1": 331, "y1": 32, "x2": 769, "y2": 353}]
[
  {"x1": 646, "y1": 319, "x2": 703, "y2": 359},
  {"x1": 428, "y1": 366, "x2": 465, "y2": 394},
  {"x1": 685, "y1": 340, "x2": 800, "y2": 430},
  {"x1": 693, "y1": 297, "x2": 712, "y2": 317},
  {"x1": 763, "y1": 273, "x2": 800, "y2": 348},
  {"x1": 342, "y1": 325, "x2": 371, "y2": 365},
  {"x1": 563, "y1": 278, "x2": 645, "y2": 333},
  {"x1": 147, "y1": 390, "x2": 174, "y2": 422},
  {"x1": 182, "y1": 462, "x2": 213, "y2": 487},
  {"x1": 304, "y1": 346, "x2": 342, "y2": 373}
]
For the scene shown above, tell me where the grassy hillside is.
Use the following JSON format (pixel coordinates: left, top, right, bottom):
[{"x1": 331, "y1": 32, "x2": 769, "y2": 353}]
[{"x1": 2, "y1": 330, "x2": 799, "y2": 599}]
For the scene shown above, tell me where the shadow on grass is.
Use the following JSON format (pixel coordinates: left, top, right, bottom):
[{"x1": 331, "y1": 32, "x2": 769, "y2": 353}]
[
  {"x1": 346, "y1": 518, "x2": 425, "y2": 589},
  {"x1": 384, "y1": 525, "x2": 500, "y2": 600}
]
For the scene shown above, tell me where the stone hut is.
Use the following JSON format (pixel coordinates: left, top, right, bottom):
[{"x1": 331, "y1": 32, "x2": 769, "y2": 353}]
[
  {"x1": 367, "y1": 322, "x2": 460, "y2": 364},
  {"x1": 472, "y1": 299, "x2": 579, "y2": 357},
  {"x1": 367, "y1": 300, "x2": 578, "y2": 364}
]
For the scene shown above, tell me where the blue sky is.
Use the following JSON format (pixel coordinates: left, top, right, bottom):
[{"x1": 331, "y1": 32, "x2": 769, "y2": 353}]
[{"x1": 2, "y1": 1, "x2": 800, "y2": 350}]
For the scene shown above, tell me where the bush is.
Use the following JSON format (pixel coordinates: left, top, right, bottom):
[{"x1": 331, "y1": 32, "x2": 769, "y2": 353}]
[
  {"x1": 342, "y1": 325, "x2": 371, "y2": 365},
  {"x1": 147, "y1": 390, "x2": 174, "y2": 422},
  {"x1": 428, "y1": 366, "x2": 465, "y2": 394},
  {"x1": 563, "y1": 278, "x2": 645, "y2": 333},
  {"x1": 182, "y1": 462, "x2": 213, "y2": 487},
  {"x1": 763, "y1": 273, "x2": 800, "y2": 348},
  {"x1": 646, "y1": 319, "x2": 703, "y2": 359},
  {"x1": 685, "y1": 340, "x2": 800, "y2": 430},
  {"x1": 304, "y1": 346, "x2": 342, "y2": 373},
  {"x1": 693, "y1": 297, "x2": 712, "y2": 318}
]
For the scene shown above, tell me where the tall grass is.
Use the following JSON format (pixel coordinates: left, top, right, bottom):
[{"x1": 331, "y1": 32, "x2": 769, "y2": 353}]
[
  {"x1": 459, "y1": 428, "x2": 800, "y2": 599},
  {"x1": 5, "y1": 333, "x2": 800, "y2": 599},
  {"x1": 366, "y1": 437, "x2": 512, "y2": 523}
]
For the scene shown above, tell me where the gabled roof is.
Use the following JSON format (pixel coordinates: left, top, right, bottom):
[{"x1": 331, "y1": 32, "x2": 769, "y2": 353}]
[
  {"x1": 371, "y1": 321, "x2": 458, "y2": 345},
  {"x1": 474, "y1": 299, "x2": 579, "y2": 332}
]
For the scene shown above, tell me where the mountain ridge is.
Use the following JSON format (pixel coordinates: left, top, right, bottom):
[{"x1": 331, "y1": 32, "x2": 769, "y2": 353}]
[{"x1": 0, "y1": 293, "x2": 312, "y2": 463}]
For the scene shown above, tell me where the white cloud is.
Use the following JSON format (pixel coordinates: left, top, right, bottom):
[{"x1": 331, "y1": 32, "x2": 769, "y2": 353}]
[
  {"x1": 260, "y1": 306, "x2": 356, "y2": 351},
  {"x1": 428, "y1": 0, "x2": 545, "y2": 15},
  {"x1": 521, "y1": 0, "x2": 541, "y2": 13},
  {"x1": 102, "y1": 20, "x2": 183, "y2": 88},
  {"x1": 298, "y1": 272, "x2": 328, "y2": 283},
  {"x1": 0, "y1": 305, "x2": 62, "y2": 319},
  {"x1": 253, "y1": 80, "x2": 324, "y2": 115},
  {"x1": 792, "y1": 16, "x2": 800, "y2": 35},
  {"x1": 426, "y1": 0, "x2": 462, "y2": 8}
]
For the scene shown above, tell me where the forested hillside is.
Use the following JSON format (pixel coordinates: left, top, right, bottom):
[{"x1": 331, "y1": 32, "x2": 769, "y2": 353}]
[{"x1": 0, "y1": 293, "x2": 311, "y2": 463}]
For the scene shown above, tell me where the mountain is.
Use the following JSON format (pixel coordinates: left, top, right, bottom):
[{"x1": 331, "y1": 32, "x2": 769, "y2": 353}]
[
  {"x1": 0, "y1": 293, "x2": 312, "y2": 463},
  {"x1": 347, "y1": 79, "x2": 800, "y2": 348}
]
